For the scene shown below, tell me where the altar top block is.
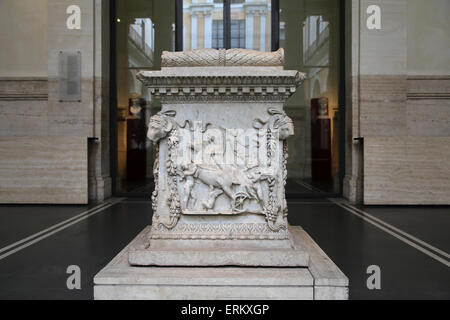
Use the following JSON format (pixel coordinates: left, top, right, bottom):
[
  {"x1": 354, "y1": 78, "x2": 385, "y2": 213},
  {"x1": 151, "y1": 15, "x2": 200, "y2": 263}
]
[{"x1": 136, "y1": 48, "x2": 305, "y2": 104}]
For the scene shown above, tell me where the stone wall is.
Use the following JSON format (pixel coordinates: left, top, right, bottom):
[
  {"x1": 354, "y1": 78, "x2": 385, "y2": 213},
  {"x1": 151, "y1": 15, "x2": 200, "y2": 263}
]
[
  {"x1": 0, "y1": 0, "x2": 111, "y2": 203},
  {"x1": 344, "y1": 0, "x2": 450, "y2": 204},
  {"x1": 0, "y1": 0, "x2": 48, "y2": 77}
]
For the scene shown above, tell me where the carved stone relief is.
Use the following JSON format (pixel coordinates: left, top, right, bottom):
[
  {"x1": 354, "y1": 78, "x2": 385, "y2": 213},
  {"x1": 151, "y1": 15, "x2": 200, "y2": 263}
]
[{"x1": 147, "y1": 107, "x2": 295, "y2": 233}]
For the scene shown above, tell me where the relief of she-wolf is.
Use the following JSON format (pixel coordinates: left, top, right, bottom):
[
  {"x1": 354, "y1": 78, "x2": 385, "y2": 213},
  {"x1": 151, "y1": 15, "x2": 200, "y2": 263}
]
[{"x1": 146, "y1": 107, "x2": 294, "y2": 232}]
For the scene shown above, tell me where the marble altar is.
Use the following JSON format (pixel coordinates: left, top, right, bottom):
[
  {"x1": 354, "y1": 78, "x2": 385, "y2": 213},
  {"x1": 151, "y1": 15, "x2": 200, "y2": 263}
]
[{"x1": 94, "y1": 48, "x2": 348, "y2": 300}]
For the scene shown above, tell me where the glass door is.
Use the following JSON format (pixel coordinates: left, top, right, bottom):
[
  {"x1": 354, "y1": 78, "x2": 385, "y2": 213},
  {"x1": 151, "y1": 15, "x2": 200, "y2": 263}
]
[
  {"x1": 112, "y1": 0, "x2": 175, "y2": 194},
  {"x1": 111, "y1": 0, "x2": 344, "y2": 197},
  {"x1": 280, "y1": 0, "x2": 343, "y2": 196}
]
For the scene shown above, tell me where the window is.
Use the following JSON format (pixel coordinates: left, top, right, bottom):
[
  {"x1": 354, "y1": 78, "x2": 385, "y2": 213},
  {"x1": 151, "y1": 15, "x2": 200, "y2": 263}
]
[
  {"x1": 182, "y1": 0, "x2": 271, "y2": 51},
  {"x1": 230, "y1": 20, "x2": 245, "y2": 48},
  {"x1": 215, "y1": 0, "x2": 244, "y2": 3},
  {"x1": 212, "y1": 20, "x2": 224, "y2": 49}
]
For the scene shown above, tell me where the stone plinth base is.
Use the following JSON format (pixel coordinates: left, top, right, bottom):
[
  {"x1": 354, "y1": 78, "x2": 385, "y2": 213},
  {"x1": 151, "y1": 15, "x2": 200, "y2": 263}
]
[
  {"x1": 94, "y1": 226, "x2": 348, "y2": 300},
  {"x1": 128, "y1": 227, "x2": 309, "y2": 267}
]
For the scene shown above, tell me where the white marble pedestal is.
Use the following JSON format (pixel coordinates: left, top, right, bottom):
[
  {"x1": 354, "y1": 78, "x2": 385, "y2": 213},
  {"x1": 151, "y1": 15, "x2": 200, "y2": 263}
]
[
  {"x1": 94, "y1": 49, "x2": 348, "y2": 300},
  {"x1": 94, "y1": 226, "x2": 348, "y2": 300}
]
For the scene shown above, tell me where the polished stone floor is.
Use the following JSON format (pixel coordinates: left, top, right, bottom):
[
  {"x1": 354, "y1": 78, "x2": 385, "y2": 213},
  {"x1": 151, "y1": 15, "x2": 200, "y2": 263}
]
[{"x1": 0, "y1": 198, "x2": 448, "y2": 300}]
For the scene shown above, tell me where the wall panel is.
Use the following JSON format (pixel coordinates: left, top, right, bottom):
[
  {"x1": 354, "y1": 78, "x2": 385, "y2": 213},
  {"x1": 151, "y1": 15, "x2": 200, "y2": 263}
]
[{"x1": 0, "y1": 137, "x2": 88, "y2": 204}]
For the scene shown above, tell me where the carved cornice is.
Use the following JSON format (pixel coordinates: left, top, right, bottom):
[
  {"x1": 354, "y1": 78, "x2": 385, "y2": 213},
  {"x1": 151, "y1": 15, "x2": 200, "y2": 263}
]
[
  {"x1": 137, "y1": 69, "x2": 306, "y2": 103},
  {"x1": 137, "y1": 73, "x2": 304, "y2": 86},
  {"x1": 147, "y1": 84, "x2": 299, "y2": 103}
]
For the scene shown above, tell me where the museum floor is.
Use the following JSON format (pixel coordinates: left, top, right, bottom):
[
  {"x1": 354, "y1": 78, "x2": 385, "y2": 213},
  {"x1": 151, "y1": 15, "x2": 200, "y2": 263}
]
[{"x1": 0, "y1": 198, "x2": 448, "y2": 300}]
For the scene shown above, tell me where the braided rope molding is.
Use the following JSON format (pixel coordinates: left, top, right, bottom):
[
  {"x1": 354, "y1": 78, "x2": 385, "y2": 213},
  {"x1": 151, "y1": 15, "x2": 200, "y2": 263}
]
[{"x1": 162, "y1": 48, "x2": 285, "y2": 67}]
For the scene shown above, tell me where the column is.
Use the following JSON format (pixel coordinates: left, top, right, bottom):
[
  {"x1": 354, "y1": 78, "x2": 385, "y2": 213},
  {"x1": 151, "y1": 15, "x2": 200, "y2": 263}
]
[
  {"x1": 259, "y1": 10, "x2": 266, "y2": 51},
  {"x1": 245, "y1": 11, "x2": 254, "y2": 50},
  {"x1": 204, "y1": 11, "x2": 212, "y2": 49},
  {"x1": 191, "y1": 12, "x2": 197, "y2": 50}
]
